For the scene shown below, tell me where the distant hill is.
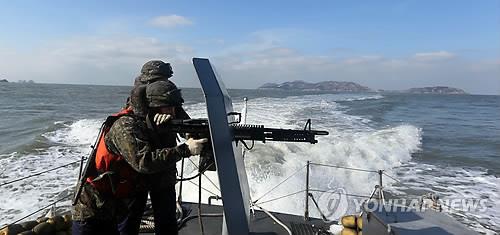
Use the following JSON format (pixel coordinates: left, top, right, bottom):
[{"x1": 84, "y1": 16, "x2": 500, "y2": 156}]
[
  {"x1": 259, "y1": 80, "x2": 372, "y2": 92},
  {"x1": 0, "y1": 79, "x2": 8, "y2": 83},
  {"x1": 17, "y1": 80, "x2": 35, "y2": 84},
  {"x1": 406, "y1": 86, "x2": 467, "y2": 94}
]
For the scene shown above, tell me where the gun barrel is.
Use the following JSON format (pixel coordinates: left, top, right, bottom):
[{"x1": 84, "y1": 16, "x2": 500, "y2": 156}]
[
  {"x1": 311, "y1": 130, "x2": 329, "y2": 135},
  {"x1": 232, "y1": 125, "x2": 329, "y2": 144}
]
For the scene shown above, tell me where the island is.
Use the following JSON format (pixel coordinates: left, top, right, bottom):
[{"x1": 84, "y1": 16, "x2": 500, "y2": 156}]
[
  {"x1": 259, "y1": 80, "x2": 372, "y2": 92},
  {"x1": 258, "y1": 81, "x2": 468, "y2": 95},
  {"x1": 406, "y1": 86, "x2": 467, "y2": 95},
  {"x1": 17, "y1": 80, "x2": 35, "y2": 83},
  {"x1": 0, "y1": 79, "x2": 8, "y2": 83}
]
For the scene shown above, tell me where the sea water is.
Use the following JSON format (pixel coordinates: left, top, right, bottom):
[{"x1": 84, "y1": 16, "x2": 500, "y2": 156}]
[{"x1": 0, "y1": 83, "x2": 498, "y2": 233}]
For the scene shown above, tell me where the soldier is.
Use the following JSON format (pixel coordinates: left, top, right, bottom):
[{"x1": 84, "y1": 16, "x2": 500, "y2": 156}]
[
  {"x1": 72, "y1": 80, "x2": 207, "y2": 235},
  {"x1": 117, "y1": 60, "x2": 193, "y2": 235}
]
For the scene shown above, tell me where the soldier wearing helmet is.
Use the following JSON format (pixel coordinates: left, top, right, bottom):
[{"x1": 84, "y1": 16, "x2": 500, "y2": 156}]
[
  {"x1": 119, "y1": 80, "x2": 199, "y2": 235},
  {"x1": 128, "y1": 60, "x2": 190, "y2": 120},
  {"x1": 72, "y1": 77, "x2": 206, "y2": 235},
  {"x1": 134, "y1": 60, "x2": 173, "y2": 86}
]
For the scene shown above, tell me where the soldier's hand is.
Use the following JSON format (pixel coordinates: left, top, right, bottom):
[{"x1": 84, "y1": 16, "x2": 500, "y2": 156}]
[
  {"x1": 154, "y1": 113, "x2": 172, "y2": 126},
  {"x1": 186, "y1": 138, "x2": 208, "y2": 155}
]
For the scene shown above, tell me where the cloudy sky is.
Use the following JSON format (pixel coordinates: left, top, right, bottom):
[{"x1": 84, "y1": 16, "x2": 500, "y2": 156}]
[{"x1": 0, "y1": 1, "x2": 499, "y2": 94}]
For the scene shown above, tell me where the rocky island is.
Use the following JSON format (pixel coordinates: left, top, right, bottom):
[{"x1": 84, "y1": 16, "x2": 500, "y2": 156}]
[
  {"x1": 259, "y1": 80, "x2": 372, "y2": 92},
  {"x1": 258, "y1": 81, "x2": 467, "y2": 95},
  {"x1": 0, "y1": 79, "x2": 8, "y2": 83},
  {"x1": 406, "y1": 86, "x2": 467, "y2": 95}
]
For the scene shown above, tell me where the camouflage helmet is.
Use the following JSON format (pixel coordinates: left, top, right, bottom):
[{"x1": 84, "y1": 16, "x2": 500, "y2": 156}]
[
  {"x1": 146, "y1": 80, "x2": 184, "y2": 108},
  {"x1": 139, "y1": 60, "x2": 173, "y2": 83}
]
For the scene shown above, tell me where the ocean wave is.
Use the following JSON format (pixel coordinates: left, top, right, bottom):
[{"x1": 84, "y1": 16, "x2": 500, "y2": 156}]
[
  {"x1": 42, "y1": 119, "x2": 102, "y2": 146},
  {"x1": 0, "y1": 119, "x2": 101, "y2": 223},
  {"x1": 237, "y1": 124, "x2": 422, "y2": 218},
  {"x1": 341, "y1": 94, "x2": 385, "y2": 102},
  {"x1": 0, "y1": 146, "x2": 81, "y2": 223}
]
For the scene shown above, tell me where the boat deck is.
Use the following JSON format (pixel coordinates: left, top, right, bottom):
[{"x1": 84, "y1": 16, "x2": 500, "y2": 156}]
[{"x1": 173, "y1": 202, "x2": 332, "y2": 235}]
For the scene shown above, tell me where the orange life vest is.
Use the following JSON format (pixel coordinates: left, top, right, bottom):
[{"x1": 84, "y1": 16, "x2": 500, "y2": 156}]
[{"x1": 86, "y1": 108, "x2": 140, "y2": 198}]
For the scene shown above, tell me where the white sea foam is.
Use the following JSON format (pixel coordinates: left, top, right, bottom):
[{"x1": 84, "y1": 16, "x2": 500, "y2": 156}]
[
  {"x1": 179, "y1": 94, "x2": 422, "y2": 219},
  {"x1": 0, "y1": 119, "x2": 101, "y2": 223},
  {"x1": 43, "y1": 119, "x2": 102, "y2": 146}
]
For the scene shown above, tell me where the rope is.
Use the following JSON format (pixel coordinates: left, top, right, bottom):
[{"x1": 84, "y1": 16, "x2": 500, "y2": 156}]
[
  {"x1": 252, "y1": 204, "x2": 292, "y2": 235},
  {"x1": 253, "y1": 165, "x2": 307, "y2": 203},
  {"x1": 0, "y1": 194, "x2": 71, "y2": 230},
  {"x1": 309, "y1": 162, "x2": 378, "y2": 173},
  {"x1": 188, "y1": 158, "x2": 220, "y2": 192},
  {"x1": 177, "y1": 162, "x2": 215, "y2": 182},
  {"x1": 308, "y1": 193, "x2": 328, "y2": 221},
  {"x1": 0, "y1": 159, "x2": 83, "y2": 187},
  {"x1": 308, "y1": 189, "x2": 373, "y2": 199},
  {"x1": 186, "y1": 180, "x2": 220, "y2": 197},
  {"x1": 255, "y1": 190, "x2": 305, "y2": 205},
  {"x1": 383, "y1": 172, "x2": 402, "y2": 183},
  {"x1": 139, "y1": 216, "x2": 155, "y2": 233}
]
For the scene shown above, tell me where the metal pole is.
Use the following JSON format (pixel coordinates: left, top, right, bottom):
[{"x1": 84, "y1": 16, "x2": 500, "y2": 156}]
[
  {"x1": 198, "y1": 174, "x2": 205, "y2": 235},
  {"x1": 378, "y1": 170, "x2": 383, "y2": 201},
  {"x1": 243, "y1": 97, "x2": 248, "y2": 123},
  {"x1": 178, "y1": 157, "x2": 185, "y2": 202},
  {"x1": 304, "y1": 161, "x2": 310, "y2": 221},
  {"x1": 242, "y1": 97, "x2": 248, "y2": 158}
]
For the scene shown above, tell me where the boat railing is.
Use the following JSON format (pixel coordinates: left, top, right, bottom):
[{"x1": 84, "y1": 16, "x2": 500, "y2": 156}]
[
  {"x1": 0, "y1": 159, "x2": 80, "y2": 230},
  {"x1": 250, "y1": 160, "x2": 403, "y2": 222}
]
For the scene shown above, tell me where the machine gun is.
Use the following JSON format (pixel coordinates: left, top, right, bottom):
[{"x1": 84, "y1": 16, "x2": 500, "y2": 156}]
[
  {"x1": 156, "y1": 118, "x2": 329, "y2": 172},
  {"x1": 159, "y1": 118, "x2": 328, "y2": 143}
]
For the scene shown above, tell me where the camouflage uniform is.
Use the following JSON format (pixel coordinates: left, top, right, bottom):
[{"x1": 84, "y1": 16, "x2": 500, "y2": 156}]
[
  {"x1": 73, "y1": 62, "x2": 192, "y2": 235},
  {"x1": 72, "y1": 114, "x2": 191, "y2": 223}
]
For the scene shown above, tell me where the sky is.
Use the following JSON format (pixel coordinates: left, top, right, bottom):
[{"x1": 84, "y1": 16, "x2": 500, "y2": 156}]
[{"x1": 0, "y1": 1, "x2": 499, "y2": 94}]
